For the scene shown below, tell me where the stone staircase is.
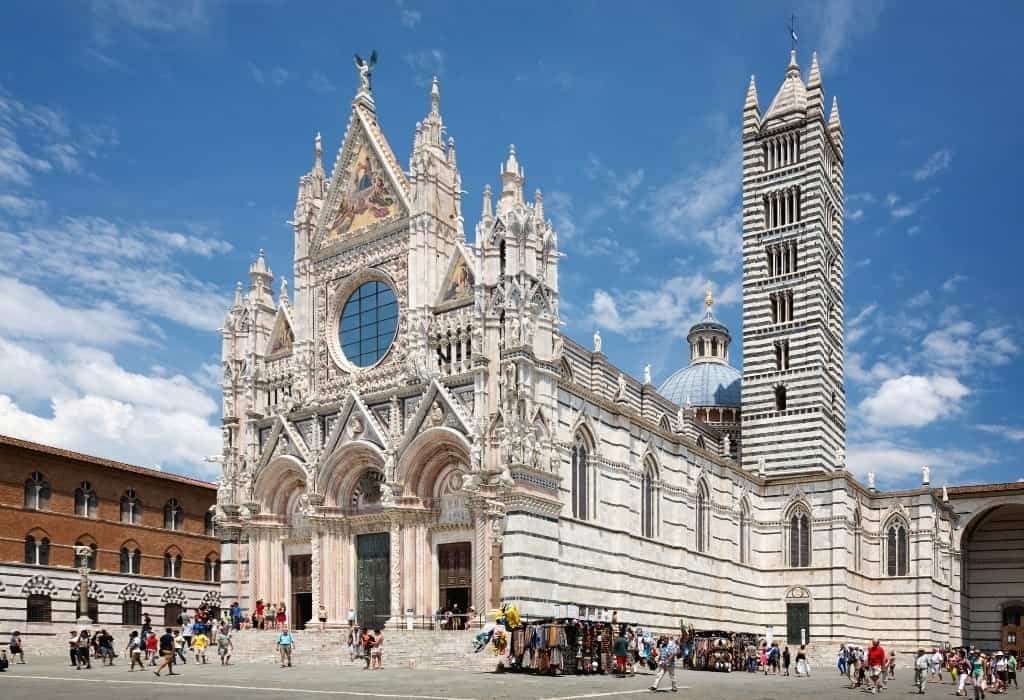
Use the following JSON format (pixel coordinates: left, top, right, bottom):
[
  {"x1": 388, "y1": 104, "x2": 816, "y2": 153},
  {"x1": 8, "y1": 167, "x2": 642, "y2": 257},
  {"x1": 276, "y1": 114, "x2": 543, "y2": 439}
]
[{"x1": 229, "y1": 628, "x2": 498, "y2": 671}]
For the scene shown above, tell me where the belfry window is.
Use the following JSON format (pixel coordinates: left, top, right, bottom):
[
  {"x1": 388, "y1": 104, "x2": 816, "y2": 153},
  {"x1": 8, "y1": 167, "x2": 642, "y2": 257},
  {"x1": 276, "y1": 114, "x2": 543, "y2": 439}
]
[
  {"x1": 789, "y1": 510, "x2": 811, "y2": 567},
  {"x1": 886, "y1": 521, "x2": 910, "y2": 576},
  {"x1": 775, "y1": 385, "x2": 787, "y2": 411},
  {"x1": 775, "y1": 340, "x2": 790, "y2": 371},
  {"x1": 571, "y1": 437, "x2": 589, "y2": 521}
]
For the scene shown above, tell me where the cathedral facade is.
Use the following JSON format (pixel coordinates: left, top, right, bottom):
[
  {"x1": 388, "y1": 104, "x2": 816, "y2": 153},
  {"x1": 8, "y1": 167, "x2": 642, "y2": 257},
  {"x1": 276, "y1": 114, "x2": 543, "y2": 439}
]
[{"x1": 215, "y1": 51, "x2": 1024, "y2": 652}]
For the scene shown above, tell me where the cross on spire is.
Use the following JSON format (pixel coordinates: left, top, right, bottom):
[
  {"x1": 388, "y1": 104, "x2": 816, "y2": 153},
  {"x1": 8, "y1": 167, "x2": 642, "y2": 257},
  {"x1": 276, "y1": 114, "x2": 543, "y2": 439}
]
[{"x1": 788, "y1": 14, "x2": 798, "y2": 51}]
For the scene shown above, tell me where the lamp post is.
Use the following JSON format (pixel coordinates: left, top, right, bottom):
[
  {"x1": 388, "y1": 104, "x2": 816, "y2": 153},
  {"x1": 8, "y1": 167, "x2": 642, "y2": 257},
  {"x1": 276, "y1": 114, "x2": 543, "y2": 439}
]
[{"x1": 74, "y1": 545, "x2": 93, "y2": 629}]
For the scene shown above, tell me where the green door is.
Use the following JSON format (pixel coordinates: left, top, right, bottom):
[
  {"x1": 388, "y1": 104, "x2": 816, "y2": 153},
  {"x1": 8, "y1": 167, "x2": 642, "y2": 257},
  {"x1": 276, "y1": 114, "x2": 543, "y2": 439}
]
[
  {"x1": 356, "y1": 532, "x2": 390, "y2": 628},
  {"x1": 786, "y1": 603, "x2": 809, "y2": 644}
]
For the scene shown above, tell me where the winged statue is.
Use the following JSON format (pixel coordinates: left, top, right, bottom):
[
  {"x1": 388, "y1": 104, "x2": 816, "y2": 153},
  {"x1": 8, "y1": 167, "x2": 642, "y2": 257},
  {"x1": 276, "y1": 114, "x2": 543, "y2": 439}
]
[{"x1": 353, "y1": 50, "x2": 378, "y2": 92}]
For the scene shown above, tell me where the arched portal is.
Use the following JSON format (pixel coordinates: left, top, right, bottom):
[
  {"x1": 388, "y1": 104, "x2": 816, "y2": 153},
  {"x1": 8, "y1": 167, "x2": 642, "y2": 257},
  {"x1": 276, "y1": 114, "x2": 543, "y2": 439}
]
[{"x1": 961, "y1": 503, "x2": 1024, "y2": 649}]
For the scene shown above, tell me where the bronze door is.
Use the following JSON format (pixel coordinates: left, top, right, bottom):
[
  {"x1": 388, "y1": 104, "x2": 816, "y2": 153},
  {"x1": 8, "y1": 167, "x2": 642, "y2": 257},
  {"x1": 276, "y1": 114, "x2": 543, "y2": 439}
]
[{"x1": 356, "y1": 533, "x2": 390, "y2": 628}]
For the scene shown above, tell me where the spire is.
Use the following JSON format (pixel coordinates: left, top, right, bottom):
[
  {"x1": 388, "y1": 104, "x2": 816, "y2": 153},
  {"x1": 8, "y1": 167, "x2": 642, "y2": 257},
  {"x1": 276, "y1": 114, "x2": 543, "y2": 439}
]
[
  {"x1": 534, "y1": 188, "x2": 544, "y2": 220},
  {"x1": 430, "y1": 75, "x2": 440, "y2": 116},
  {"x1": 310, "y1": 131, "x2": 325, "y2": 190},
  {"x1": 497, "y1": 144, "x2": 525, "y2": 215},
  {"x1": 233, "y1": 281, "x2": 243, "y2": 308},
  {"x1": 761, "y1": 50, "x2": 809, "y2": 125},
  {"x1": 704, "y1": 284, "x2": 714, "y2": 318},
  {"x1": 829, "y1": 96, "x2": 844, "y2": 158},
  {"x1": 248, "y1": 248, "x2": 273, "y2": 293},
  {"x1": 447, "y1": 135, "x2": 457, "y2": 166},
  {"x1": 743, "y1": 74, "x2": 761, "y2": 137},
  {"x1": 806, "y1": 51, "x2": 824, "y2": 118},
  {"x1": 786, "y1": 49, "x2": 799, "y2": 77},
  {"x1": 482, "y1": 183, "x2": 493, "y2": 221}
]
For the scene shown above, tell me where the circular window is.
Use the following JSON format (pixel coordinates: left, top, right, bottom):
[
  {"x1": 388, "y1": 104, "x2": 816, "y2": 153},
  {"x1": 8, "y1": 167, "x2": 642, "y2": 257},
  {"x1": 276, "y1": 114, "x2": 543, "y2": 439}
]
[{"x1": 339, "y1": 281, "x2": 398, "y2": 368}]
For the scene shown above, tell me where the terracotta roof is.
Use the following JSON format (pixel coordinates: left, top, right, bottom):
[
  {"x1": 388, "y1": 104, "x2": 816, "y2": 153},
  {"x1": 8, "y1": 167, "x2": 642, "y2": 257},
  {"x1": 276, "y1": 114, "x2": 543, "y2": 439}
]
[
  {"x1": 943, "y1": 481, "x2": 1024, "y2": 497},
  {"x1": 0, "y1": 433, "x2": 216, "y2": 490}
]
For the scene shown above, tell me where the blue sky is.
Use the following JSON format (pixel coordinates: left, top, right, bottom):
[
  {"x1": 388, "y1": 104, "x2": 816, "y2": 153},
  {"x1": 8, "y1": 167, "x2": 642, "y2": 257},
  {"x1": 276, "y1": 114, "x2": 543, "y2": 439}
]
[{"x1": 0, "y1": 0, "x2": 1021, "y2": 488}]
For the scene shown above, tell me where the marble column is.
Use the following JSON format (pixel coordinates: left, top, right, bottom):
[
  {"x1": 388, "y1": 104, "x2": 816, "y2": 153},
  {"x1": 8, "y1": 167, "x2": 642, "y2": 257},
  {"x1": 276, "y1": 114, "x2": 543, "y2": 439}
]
[
  {"x1": 389, "y1": 520, "x2": 402, "y2": 624},
  {"x1": 309, "y1": 522, "x2": 322, "y2": 627}
]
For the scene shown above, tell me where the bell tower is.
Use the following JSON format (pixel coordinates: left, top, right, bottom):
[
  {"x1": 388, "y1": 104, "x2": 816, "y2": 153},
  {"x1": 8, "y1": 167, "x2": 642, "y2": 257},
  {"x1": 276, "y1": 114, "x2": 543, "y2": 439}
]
[{"x1": 740, "y1": 50, "x2": 846, "y2": 475}]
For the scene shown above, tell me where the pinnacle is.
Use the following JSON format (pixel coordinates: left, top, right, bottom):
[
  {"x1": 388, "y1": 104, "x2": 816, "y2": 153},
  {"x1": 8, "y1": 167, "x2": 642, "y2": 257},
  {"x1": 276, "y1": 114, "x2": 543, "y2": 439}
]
[
  {"x1": 808, "y1": 51, "x2": 822, "y2": 88},
  {"x1": 829, "y1": 95, "x2": 842, "y2": 128},
  {"x1": 744, "y1": 74, "x2": 759, "y2": 111}
]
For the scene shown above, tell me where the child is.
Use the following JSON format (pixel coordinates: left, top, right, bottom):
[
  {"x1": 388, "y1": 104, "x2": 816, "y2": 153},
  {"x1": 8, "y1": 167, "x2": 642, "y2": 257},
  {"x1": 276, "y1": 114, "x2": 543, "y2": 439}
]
[
  {"x1": 192, "y1": 629, "x2": 209, "y2": 664},
  {"x1": 174, "y1": 629, "x2": 188, "y2": 665},
  {"x1": 146, "y1": 631, "x2": 158, "y2": 665}
]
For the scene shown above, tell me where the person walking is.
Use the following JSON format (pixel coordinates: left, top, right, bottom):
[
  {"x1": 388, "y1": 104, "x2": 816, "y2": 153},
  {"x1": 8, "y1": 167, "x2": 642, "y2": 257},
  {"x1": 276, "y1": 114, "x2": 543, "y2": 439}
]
[
  {"x1": 153, "y1": 628, "x2": 177, "y2": 676},
  {"x1": 649, "y1": 636, "x2": 679, "y2": 693},
  {"x1": 371, "y1": 629, "x2": 384, "y2": 669},
  {"x1": 915, "y1": 648, "x2": 930, "y2": 694},
  {"x1": 182, "y1": 618, "x2": 194, "y2": 650},
  {"x1": 614, "y1": 629, "x2": 629, "y2": 676},
  {"x1": 67, "y1": 630, "x2": 78, "y2": 668},
  {"x1": 9, "y1": 631, "x2": 25, "y2": 664},
  {"x1": 217, "y1": 627, "x2": 233, "y2": 665},
  {"x1": 795, "y1": 645, "x2": 810, "y2": 677},
  {"x1": 145, "y1": 630, "x2": 158, "y2": 665},
  {"x1": 173, "y1": 629, "x2": 188, "y2": 665},
  {"x1": 277, "y1": 603, "x2": 287, "y2": 630},
  {"x1": 1007, "y1": 652, "x2": 1018, "y2": 689},
  {"x1": 76, "y1": 629, "x2": 92, "y2": 669},
  {"x1": 318, "y1": 604, "x2": 328, "y2": 632},
  {"x1": 277, "y1": 627, "x2": 294, "y2": 668},
  {"x1": 347, "y1": 608, "x2": 357, "y2": 628},
  {"x1": 192, "y1": 628, "x2": 209, "y2": 664},
  {"x1": 867, "y1": 639, "x2": 887, "y2": 694},
  {"x1": 782, "y1": 645, "x2": 791, "y2": 676},
  {"x1": 361, "y1": 628, "x2": 374, "y2": 669},
  {"x1": 126, "y1": 631, "x2": 144, "y2": 671}
]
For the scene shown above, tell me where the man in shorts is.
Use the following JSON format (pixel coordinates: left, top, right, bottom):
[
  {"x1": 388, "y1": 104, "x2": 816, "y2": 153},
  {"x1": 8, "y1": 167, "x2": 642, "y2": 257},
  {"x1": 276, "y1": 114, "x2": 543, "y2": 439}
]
[
  {"x1": 866, "y1": 638, "x2": 886, "y2": 695},
  {"x1": 192, "y1": 629, "x2": 209, "y2": 664},
  {"x1": 153, "y1": 628, "x2": 177, "y2": 676}
]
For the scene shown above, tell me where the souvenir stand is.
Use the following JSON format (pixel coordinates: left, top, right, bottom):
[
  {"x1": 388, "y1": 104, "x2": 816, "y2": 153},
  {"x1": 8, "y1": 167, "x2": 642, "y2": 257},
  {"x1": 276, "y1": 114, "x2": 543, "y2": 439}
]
[{"x1": 680, "y1": 626, "x2": 757, "y2": 672}]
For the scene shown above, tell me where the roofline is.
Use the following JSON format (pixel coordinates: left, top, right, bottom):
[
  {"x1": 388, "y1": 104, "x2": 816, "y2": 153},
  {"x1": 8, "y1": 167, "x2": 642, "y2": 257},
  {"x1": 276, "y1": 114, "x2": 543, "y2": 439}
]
[
  {"x1": 0, "y1": 433, "x2": 217, "y2": 490},
  {"x1": 942, "y1": 481, "x2": 1024, "y2": 497}
]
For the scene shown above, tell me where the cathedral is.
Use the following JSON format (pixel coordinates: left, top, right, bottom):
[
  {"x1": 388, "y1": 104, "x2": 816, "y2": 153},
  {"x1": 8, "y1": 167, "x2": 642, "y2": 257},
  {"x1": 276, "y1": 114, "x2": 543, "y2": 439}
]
[{"x1": 214, "y1": 50, "x2": 1024, "y2": 652}]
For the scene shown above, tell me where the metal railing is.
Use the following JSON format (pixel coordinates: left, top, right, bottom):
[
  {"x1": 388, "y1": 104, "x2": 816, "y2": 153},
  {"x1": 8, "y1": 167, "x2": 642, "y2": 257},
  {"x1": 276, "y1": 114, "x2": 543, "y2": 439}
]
[{"x1": 358, "y1": 613, "x2": 487, "y2": 631}]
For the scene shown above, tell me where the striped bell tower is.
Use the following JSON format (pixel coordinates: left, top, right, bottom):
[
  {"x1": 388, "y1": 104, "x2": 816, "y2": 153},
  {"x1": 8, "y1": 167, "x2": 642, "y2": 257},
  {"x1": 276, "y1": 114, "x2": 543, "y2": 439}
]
[{"x1": 740, "y1": 50, "x2": 846, "y2": 475}]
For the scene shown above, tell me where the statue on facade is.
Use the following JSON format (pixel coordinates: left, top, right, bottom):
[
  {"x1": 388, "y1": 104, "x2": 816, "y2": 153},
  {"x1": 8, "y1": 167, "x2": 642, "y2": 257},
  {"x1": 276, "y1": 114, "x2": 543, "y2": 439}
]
[
  {"x1": 510, "y1": 316, "x2": 521, "y2": 345},
  {"x1": 921, "y1": 465, "x2": 931, "y2": 485},
  {"x1": 593, "y1": 329, "x2": 602, "y2": 353},
  {"x1": 643, "y1": 364, "x2": 652, "y2": 385},
  {"x1": 353, "y1": 50, "x2": 378, "y2": 92},
  {"x1": 676, "y1": 406, "x2": 686, "y2": 432},
  {"x1": 835, "y1": 445, "x2": 845, "y2": 467},
  {"x1": 614, "y1": 373, "x2": 627, "y2": 401},
  {"x1": 470, "y1": 440, "x2": 482, "y2": 471},
  {"x1": 379, "y1": 482, "x2": 396, "y2": 506},
  {"x1": 722, "y1": 433, "x2": 731, "y2": 457},
  {"x1": 460, "y1": 472, "x2": 481, "y2": 492},
  {"x1": 867, "y1": 472, "x2": 876, "y2": 490},
  {"x1": 552, "y1": 333, "x2": 564, "y2": 360},
  {"x1": 757, "y1": 457, "x2": 766, "y2": 476},
  {"x1": 497, "y1": 465, "x2": 515, "y2": 489},
  {"x1": 521, "y1": 312, "x2": 534, "y2": 344}
]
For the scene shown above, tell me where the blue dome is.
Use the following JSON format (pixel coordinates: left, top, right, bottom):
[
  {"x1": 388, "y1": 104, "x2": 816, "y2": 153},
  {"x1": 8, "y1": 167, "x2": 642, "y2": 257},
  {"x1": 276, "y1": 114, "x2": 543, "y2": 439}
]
[{"x1": 658, "y1": 362, "x2": 741, "y2": 408}]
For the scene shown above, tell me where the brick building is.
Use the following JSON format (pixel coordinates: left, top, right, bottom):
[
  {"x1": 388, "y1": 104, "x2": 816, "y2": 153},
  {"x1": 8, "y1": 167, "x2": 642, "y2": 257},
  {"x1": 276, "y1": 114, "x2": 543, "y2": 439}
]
[{"x1": 0, "y1": 434, "x2": 221, "y2": 638}]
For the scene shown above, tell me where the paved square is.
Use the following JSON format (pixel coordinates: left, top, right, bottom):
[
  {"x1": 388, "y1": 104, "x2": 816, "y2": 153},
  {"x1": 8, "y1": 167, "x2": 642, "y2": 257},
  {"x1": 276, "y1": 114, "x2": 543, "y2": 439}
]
[{"x1": 0, "y1": 656, "x2": 953, "y2": 699}]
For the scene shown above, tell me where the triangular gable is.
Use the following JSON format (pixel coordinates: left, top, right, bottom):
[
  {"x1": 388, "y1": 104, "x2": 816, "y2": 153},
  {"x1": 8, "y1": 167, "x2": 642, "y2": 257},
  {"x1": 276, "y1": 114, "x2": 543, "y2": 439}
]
[
  {"x1": 312, "y1": 104, "x2": 411, "y2": 253},
  {"x1": 436, "y1": 243, "x2": 476, "y2": 306},
  {"x1": 265, "y1": 305, "x2": 295, "y2": 358},
  {"x1": 397, "y1": 378, "x2": 474, "y2": 454},
  {"x1": 318, "y1": 390, "x2": 389, "y2": 466},
  {"x1": 256, "y1": 416, "x2": 312, "y2": 471}
]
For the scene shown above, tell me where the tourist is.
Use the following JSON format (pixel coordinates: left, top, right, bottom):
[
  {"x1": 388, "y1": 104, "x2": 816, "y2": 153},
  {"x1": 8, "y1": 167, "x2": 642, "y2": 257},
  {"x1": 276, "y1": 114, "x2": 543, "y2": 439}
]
[
  {"x1": 837, "y1": 644, "x2": 847, "y2": 676},
  {"x1": 995, "y1": 651, "x2": 1009, "y2": 692},
  {"x1": 361, "y1": 628, "x2": 374, "y2": 669},
  {"x1": 782, "y1": 645, "x2": 791, "y2": 676},
  {"x1": 77, "y1": 629, "x2": 92, "y2": 669},
  {"x1": 867, "y1": 639, "x2": 886, "y2": 694},
  {"x1": 217, "y1": 627, "x2": 233, "y2": 665},
  {"x1": 971, "y1": 652, "x2": 985, "y2": 700},
  {"x1": 371, "y1": 628, "x2": 384, "y2": 669},
  {"x1": 153, "y1": 628, "x2": 177, "y2": 676},
  {"x1": 146, "y1": 630, "x2": 158, "y2": 664},
  {"x1": 627, "y1": 630, "x2": 639, "y2": 675},
  {"x1": 97, "y1": 629, "x2": 115, "y2": 665},
  {"x1": 760, "y1": 644, "x2": 769, "y2": 675},
  {"x1": 67, "y1": 630, "x2": 78, "y2": 667},
  {"x1": 347, "y1": 626, "x2": 360, "y2": 662},
  {"x1": 277, "y1": 627, "x2": 294, "y2": 668},
  {"x1": 915, "y1": 648, "x2": 929, "y2": 694},
  {"x1": 268, "y1": 602, "x2": 278, "y2": 630},
  {"x1": 277, "y1": 602, "x2": 287, "y2": 630},
  {"x1": 795, "y1": 644, "x2": 809, "y2": 677},
  {"x1": 931, "y1": 647, "x2": 943, "y2": 682},
  {"x1": 613, "y1": 628, "x2": 629, "y2": 676},
  {"x1": 126, "y1": 631, "x2": 144, "y2": 671},
  {"x1": 0, "y1": 648, "x2": 8, "y2": 672},
  {"x1": 348, "y1": 607, "x2": 357, "y2": 628},
  {"x1": 649, "y1": 636, "x2": 679, "y2": 693},
  {"x1": 255, "y1": 599, "x2": 265, "y2": 630},
  {"x1": 888, "y1": 650, "x2": 897, "y2": 680},
  {"x1": 958, "y1": 652, "x2": 971, "y2": 696},
  {"x1": 9, "y1": 630, "x2": 24, "y2": 664},
  {"x1": 173, "y1": 629, "x2": 188, "y2": 665},
  {"x1": 318, "y1": 604, "x2": 328, "y2": 631},
  {"x1": 768, "y1": 641, "x2": 779, "y2": 674},
  {"x1": 182, "y1": 618, "x2": 194, "y2": 649},
  {"x1": 193, "y1": 628, "x2": 209, "y2": 664},
  {"x1": 1007, "y1": 651, "x2": 1018, "y2": 689}
]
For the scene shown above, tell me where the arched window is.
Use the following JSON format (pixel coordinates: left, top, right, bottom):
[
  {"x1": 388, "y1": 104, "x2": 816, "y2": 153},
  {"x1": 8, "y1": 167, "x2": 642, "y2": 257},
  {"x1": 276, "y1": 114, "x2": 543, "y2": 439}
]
[
  {"x1": 204, "y1": 554, "x2": 221, "y2": 582},
  {"x1": 738, "y1": 500, "x2": 751, "y2": 564},
  {"x1": 24, "y1": 534, "x2": 50, "y2": 565},
  {"x1": 695, "y1": 481, "x2": 710, "y2": 553},
  {"x1": 789, "y1": 509, "x2": 811, "y2": 567},
  {"x1": 641, "y1": 461, "x2": 658, "y2": 538},
  {"x1": 74, "y1": 539, "x2": 97, "y2": 570},
  {"x1": 24, "y1": 471, "x2": 50, "y2": 510},
  {"x1": 120, "y1": 545, "x2": 142, "y2": 575},
  {"x1": 120, "y1": 489, "x2": 141, "y2": 524},
  {"x1": 852, "y1": 509, "x2": 862, "y2": 573},
  {"x1": 775, "y1": 385, "x2": 787, "y2": 411},
  {"x1": 74, "y1": 481, "x2": 98, "y2": 518},
  {"x1": 571, "y1": 436, "x2": 589, "y2": 520},
  {"x1": 122, "y1": 600, "x2": 142, "y2": 626},
  {"x1": 204, "y1": 510, "x2": 216, "y2": 536},
  {"x1": 26, "y1": 594, "x2": 52, "y2": 622},
  {"x1": 886, "y1": 520, "x2": 910, "y2": 576},
  {"x1": 164, "y1": 499, "x2": 183, "y2": 531},
  {"x1": 164, "y1": 551, "x2": 182, "y2": 578}
]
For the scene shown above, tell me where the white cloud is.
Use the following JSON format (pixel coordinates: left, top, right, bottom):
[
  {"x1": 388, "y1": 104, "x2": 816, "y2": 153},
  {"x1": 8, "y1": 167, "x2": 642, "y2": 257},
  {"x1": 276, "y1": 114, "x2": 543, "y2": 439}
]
[
  {"x1": 814, "y1": 0, "x2": 886, "y2": 68},
  {"x1": 941, "y1": 273, "x2": 967, "y2": 292},
  {"x1": 859, "y1": 374, "x2": 969, "y2": 428},
  {"x1": 0, "y1": 193, "x2": 45, "y2": 217},
  {"x1": 913, "y1": 148, "x2": 953, "y2": 181},
  {"x1": 308, "y1": 72, "x2": 337, "y2": 94},
  {"x1": 886, "y1": 191, "x2": 934, "y2": 219},
  {"x1": 848, "y1": 208, "x2": 864, "y2": 221},
  {"x1": 149, "y1": 228, "x2": 233, "y2": 257},
  {"x1": 397, "y1": 0, "x2": 421, "y2": 28},
  {"x1": 975, "y1": 424, "x2": 1024, "y2": 442},
  {"x1": 847, "y1": 438, "x2": 993, "y2": 487},
  {"x1": 853, "y1": 257, "x2": 872, "y2": 268},
  {"x1": 591, "y1": 275, "x2": 741, "y2": 337},
  {"x1": 922, "y1": 318, "x2": 1018, "y2": 370},
  {"x1": 578, "y1": 236, "x2": 640, "y2": 273},
  {"x1": 247, "y1": 62, "x2": 290, "y2": 86},
  {"x1": 403, "y1": 49, "x2": 445, "y2": 88},
  {"x1": 846, "y1": 352, "x2": 904, "y2": 385},
  {"x1": 906, "y1": 290, "x2": 932, "y2": 308}
]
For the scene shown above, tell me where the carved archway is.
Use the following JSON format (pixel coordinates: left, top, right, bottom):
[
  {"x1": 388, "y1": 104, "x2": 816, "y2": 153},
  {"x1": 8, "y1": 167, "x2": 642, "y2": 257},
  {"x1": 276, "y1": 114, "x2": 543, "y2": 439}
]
[
  {"x1": 21, "y1": 574, "x2": 57, "y2": 597},
  {"x1": 318, "y1": 440, "x2": 387, "y2": 507},
  {"x1": 396, "y1": 427, "x2": 471, "y2": 499},
  {"x1": 253, "y1": 455, "x2": 307, "y2": 517},
  {"x1": 118, "y1": 583, "x2": 147, "y2": 602}
]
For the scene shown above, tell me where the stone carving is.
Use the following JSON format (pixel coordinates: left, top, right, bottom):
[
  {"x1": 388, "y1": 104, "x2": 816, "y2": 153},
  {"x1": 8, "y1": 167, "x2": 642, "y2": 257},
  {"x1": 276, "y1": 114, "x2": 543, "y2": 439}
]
[
  {"x1": 161, "y1": 587, "x2": 188, "y2": 606},
  {"x1": 643, "y1": 364, "x2": 652, "y2": 385},
  {"x1": 349, "y1": 416, "x2": 364, "y2": 438},
  {"x1": 380, "y1": 482, "x2": 396, "y2": 506},
  {"x1": 867, "y1": 472, "x2": 876, "y2": 490},
  {"x1": 552, "y1": 333, "x2": 564, "y2": 360},
  {"x1": 497, "y1": 465, "x2": 515, "y2": 489},
  {"x1": 614, "y1": 373, "x2": 627, "y2": 402},
  {"x1": 593, "y1": 329, "x2": 602, "y2": 353},
  {"x1": 118, "y1": 583, "x2": 148, "y2": 602},
  {"x1": 430, "y1": 404, "x2": 445, "y2": 427},
  {"x1": 353, "y1": 50, "x2": 377, "y2": 93},
  {"x1": 722, "y1": 433, "x2": 731, "y2": 458},
  {"x1": 470, "y1": 440, "x2": 482, "y2": 470},
  {"x1": 460, "y1": 472, "x2": 481, "y2": 492},
  {"x1": 21, "y1": 574, "x2": 57, "y2": 597}
]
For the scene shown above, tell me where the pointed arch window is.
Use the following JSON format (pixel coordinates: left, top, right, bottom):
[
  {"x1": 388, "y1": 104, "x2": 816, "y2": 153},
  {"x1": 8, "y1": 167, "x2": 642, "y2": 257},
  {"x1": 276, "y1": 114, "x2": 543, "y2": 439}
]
[
  {"x1": 164, "y1": 499, "x2": 183, "y2": 531},
  {"x1": 24, "y1": 534, "x2": 50, "y2": 565},
  {"x1": 120, "y1": 489, "x2": 142, "y2": 524},
  {"x1": 120, "y1": 546, "x2": 142, "y2": 575},
  {"x1": 74, "y1": 481, "x2": 98, "y2": 518},
  {"x1": 24, "y1": 471, "x2": 50, "y2": 510},
  {"x1": 695, "y1": 481, "x2": 710, "y2": 553},
  {"x1": 164, "y1": 551, "x2": 182, "y2": 579},
  {"x1": 641, "y1": 460, "x2": 658, "y2": 538},
  {"x1": 571, "y1": 436, "x2": 590, "y2": 521},
  {"x1": 852, "y1": 510, "x2": 863, "y2": 573},
  {"x1": 886, "y1": 520, "x2": 910, "y2": 576},
  {"x1": 789, "y1": 509, "x2": 811, "y2": 568},
  {"x1": 205, "y1": 510, "x2": 216, "y2": 536},
  {"x1": 738, "y1": 501, "x2": 751, "y2": 564},
  {"x1": 205, "y1": 554, "x2": 221, "y2": 582}
]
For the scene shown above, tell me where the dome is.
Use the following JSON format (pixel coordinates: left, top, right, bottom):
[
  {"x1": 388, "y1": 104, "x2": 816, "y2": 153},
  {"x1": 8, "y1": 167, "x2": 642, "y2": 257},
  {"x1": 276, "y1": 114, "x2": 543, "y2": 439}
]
[{"x1": 658, "y1": 362, "x2": 741, "y2": 408}]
